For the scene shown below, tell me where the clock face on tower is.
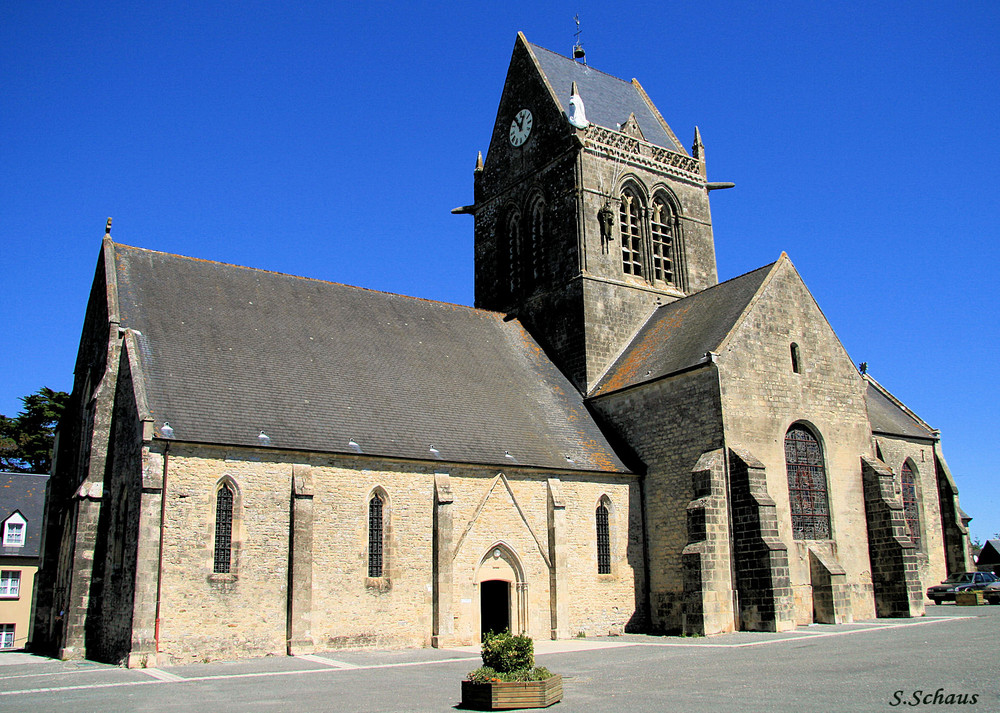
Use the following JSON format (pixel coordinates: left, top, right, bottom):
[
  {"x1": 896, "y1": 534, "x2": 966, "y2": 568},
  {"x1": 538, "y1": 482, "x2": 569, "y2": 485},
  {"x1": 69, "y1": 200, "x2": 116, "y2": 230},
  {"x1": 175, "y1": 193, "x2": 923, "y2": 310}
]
[{"x1": 509, "y1": 108, "x2": 533, "y2": 147}]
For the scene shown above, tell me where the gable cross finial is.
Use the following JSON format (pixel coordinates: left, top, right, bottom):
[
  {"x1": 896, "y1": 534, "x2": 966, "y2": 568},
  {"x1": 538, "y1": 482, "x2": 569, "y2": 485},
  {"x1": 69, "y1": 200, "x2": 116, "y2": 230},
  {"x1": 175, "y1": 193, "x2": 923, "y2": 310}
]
[{"x1": 572, "y1": 15, "x2": 586, "y2": 63}]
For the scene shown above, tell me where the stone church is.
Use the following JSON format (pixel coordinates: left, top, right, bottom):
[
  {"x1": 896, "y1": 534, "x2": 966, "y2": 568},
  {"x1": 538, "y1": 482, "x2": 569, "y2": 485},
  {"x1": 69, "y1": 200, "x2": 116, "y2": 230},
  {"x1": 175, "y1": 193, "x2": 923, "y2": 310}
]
[{"x1": 32, "y1": 33, "x2": 971, "y2": 666}]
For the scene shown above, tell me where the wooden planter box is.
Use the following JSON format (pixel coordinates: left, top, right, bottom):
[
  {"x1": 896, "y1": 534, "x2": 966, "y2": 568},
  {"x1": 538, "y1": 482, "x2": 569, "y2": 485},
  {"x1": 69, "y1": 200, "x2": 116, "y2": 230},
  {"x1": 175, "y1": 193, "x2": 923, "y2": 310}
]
[
  {"x1": 956, "y1": 591, "x2": 985, "y2": 606},
  {"x1": 461, "y1": 674, "x2": 563, "y2": 710}
]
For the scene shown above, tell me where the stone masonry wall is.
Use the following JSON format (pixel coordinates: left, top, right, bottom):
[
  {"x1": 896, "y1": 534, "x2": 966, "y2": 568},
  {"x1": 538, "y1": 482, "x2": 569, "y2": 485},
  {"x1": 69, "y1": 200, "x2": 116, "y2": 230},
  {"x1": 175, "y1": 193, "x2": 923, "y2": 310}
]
[
  {"x1": 681, "y1": 449, "x2": 735, "y2": 635},
  {"x1": 151, "y1": 443, "x2": 641, "y2": 663},
  {"x1": 156, "y1": 446, "x2": 293, "y2": 663},
  {"x1": 934, "y1": 448, "x2": 973, "y2": 575},
  {"x1": 717, "y1": 258, "x2": 877, "y2": 623},
  {"x1": 547, "y1": 473, "x2": 644, "y2": 636},
  {"x1": 727, "y1": 448, "x2": 794, "y2": 632},
  {"x1": 861, "y1": 456, "x2": 924, "y2": 617},
  {"x1": 474, "y1": 36, "x2": 722, "y2": 394},
  {"x1": 873, "y1": 434, "x2": 947, "y2": 598},
  {"x1": 590, "y1": 366, "x2": 724, "y2": 632},
  {"x1": 85, "y1": 344, "x2": 143, "y2": 663},
  {"x1": 34, "y1": 243, "x2": 121, "y2": 657}
]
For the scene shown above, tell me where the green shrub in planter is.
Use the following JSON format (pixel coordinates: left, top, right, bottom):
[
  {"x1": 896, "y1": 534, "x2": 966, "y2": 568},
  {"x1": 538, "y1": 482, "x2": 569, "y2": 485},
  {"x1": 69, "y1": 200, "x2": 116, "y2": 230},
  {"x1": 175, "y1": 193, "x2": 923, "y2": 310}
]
[
  {"x1": 466, "y1": 665, "x2": 553, "y2": 683},
  {"x1": 481, "y1": 631, "x2": 534, "y2": 673},
  {"x1": 463, "y1": 633, "x2": 560, "y2": 709}
]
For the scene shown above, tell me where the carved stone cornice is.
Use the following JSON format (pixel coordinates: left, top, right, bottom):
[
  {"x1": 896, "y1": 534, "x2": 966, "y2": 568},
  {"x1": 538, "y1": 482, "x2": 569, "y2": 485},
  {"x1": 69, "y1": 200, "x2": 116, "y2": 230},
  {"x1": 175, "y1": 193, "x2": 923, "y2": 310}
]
[{"x1": 585, "y1": 125, "x2": 702, "y2": 181}]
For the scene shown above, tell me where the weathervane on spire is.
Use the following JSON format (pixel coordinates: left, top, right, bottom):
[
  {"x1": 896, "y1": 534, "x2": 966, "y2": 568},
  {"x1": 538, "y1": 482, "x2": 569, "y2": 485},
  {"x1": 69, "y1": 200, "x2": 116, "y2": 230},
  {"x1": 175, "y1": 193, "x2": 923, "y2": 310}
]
[{"x1": 573, "y1": 15, "x2": 586, "y2": 63}]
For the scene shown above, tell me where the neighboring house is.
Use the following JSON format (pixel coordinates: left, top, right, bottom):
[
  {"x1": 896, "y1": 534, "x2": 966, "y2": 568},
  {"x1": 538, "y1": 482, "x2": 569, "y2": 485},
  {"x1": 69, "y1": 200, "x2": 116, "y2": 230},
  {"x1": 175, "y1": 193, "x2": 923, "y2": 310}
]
[
  {"x1": 32, "y1": 33, "x2": 972, "y2": 667},
  {"x1": 1, "y1": 472, "x2": 48, "y2": 650},
  {"x1": 976, "y1": 540, "x2": 1000, "y2": 575}
]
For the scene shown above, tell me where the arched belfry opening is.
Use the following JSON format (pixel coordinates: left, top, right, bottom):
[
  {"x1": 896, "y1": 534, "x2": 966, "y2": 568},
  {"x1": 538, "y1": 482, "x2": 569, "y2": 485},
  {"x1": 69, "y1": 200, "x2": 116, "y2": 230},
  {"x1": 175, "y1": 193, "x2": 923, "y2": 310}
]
[{"x1": 475, "y1": 543, "x2": 527, "y2": 641}]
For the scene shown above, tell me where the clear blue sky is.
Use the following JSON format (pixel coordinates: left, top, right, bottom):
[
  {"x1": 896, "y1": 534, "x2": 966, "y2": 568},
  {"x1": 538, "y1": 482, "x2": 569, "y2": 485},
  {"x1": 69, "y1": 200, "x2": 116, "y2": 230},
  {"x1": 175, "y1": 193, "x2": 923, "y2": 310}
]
[{"x1": 2, "y1": 2, "x2": 998, "y2": 543}]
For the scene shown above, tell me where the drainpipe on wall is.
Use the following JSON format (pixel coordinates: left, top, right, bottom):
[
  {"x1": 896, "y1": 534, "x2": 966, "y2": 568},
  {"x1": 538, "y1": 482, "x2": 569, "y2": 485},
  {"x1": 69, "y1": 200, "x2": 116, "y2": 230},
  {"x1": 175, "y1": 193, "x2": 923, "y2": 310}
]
[{"x1": 154, "y1": 442, "x2": 169, "y2": 656}]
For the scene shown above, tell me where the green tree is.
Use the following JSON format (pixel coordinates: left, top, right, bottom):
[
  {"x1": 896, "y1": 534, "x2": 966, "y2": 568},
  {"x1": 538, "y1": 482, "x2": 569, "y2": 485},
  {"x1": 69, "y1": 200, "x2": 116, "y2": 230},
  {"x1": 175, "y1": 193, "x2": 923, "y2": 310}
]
[{"x1": 0, "y1": 387, "x2": 69, "y2": 473}]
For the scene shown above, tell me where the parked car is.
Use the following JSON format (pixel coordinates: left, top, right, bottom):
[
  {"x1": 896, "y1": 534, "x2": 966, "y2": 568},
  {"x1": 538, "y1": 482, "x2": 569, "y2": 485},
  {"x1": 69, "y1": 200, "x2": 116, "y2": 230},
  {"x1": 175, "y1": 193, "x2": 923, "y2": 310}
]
[
  {"x1": 926, "y1": 572, "x2": 999, "y2": 604},
  {"x1": 984, "y1": 580, "x2": 1000, "y2": 605}
]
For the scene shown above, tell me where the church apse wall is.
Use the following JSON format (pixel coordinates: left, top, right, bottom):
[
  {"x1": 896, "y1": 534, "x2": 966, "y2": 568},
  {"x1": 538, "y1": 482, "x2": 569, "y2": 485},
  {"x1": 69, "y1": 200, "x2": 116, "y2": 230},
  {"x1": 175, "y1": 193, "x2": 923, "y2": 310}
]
[{"x1": 716, "y1": 258, "x2": 879, "y2": 624}]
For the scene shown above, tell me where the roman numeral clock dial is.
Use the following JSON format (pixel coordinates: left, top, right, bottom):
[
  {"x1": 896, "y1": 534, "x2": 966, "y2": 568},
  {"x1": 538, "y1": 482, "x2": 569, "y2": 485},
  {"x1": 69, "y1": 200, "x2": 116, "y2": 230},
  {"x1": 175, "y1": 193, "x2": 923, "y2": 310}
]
[{"x1": 509, "y1": 108, "x2": 533, "y2": 147}]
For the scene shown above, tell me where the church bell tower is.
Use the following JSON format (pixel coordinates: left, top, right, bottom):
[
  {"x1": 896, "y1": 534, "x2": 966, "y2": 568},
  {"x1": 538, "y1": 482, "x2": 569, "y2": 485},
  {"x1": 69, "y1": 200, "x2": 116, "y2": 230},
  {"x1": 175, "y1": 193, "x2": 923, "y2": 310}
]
[{"x1": 463, "y1": 33, "x2": 724, "y2": 393}]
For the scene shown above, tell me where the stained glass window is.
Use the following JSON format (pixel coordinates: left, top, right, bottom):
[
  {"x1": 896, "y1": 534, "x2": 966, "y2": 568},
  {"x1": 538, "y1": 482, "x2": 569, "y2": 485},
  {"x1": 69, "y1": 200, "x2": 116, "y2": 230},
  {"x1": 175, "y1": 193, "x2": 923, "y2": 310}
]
[
  {"x1": 596, "y1": 503, "x2": 611, "y2": 574},
  {"x1": 214, "y1": 484, "x2": 234, "y2": 573},
  {"x1": 901, "y1": 461, "x2": 920, "y2": 548},
  {"x1": 368, "y1": 493, "x2": 384, "y2": 578},
  {"x1": 785, "y1": 425, "x2": 831, "y2": 540}
]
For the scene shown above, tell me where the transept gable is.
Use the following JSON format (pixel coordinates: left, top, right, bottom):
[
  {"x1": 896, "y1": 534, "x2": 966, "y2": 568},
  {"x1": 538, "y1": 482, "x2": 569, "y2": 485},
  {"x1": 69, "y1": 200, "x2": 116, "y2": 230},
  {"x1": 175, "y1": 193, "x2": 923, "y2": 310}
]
[{"x1": 716, "y1": 255, "x2": 860, "y2": 382}]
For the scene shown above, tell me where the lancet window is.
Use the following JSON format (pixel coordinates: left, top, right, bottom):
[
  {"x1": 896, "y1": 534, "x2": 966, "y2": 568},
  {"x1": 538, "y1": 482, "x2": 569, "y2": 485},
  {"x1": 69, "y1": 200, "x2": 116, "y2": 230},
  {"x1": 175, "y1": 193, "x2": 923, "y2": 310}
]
[
  {"x1": 596, "y1": 501, "x2": 611, "y2": 575},
  {"x1": 213, "y1": 483, "x2": 235, "y2": 573},
  {"x1": 368, "y1": 493, "x2": 384, "y2": 578}
]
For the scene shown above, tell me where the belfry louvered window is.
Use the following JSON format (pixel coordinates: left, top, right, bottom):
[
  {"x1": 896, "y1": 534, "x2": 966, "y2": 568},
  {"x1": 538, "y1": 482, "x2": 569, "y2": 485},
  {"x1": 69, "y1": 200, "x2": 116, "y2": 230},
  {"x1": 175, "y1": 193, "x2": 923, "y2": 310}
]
[
  {"x1": 507, "y1": 213, "x2": 521, "y2": 297},
  {"x1": 619, "y1": 191, "x2": 644, "y2": 276},
  {"x1": 214, "y1": 484, "x2": 234, "y2": 573},
  {"x1": 368, "y1": 493, "x2": 384, "y2": 577},
  {"x1": 650, "y1": 198, "x2": 674, "y2": 284},
  {"x1": 596, "y1": 502, "x2": 611, "y2": 574},
  {"x1": 784, "y1": 425, "x2": 831, "y2": 540},
  {"x1": 529, "y1": 200, "x2": 545, "y2": 288},
  {"x1": 900, "y1": 461, "x2": 920, "y2": 548}
]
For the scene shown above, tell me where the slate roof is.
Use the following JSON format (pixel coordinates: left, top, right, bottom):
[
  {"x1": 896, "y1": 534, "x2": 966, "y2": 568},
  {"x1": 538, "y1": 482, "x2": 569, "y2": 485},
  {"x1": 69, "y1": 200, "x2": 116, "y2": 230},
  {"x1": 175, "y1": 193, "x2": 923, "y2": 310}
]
[
  {"x1": 865, "y1": 379, "x2": 936, "y2": 440},
  {"x1": 527, "y1": 41, "x2": 682, "y2": 153},
  {"x1": 591, "y1": 262, "x2": 774, "y2": 396},
  {"x1": 112, "y1": 243, "x2": 628, "y2": 473},
  {"x1": 0, "y1": 472, "x2": 48, "y2": 559}
]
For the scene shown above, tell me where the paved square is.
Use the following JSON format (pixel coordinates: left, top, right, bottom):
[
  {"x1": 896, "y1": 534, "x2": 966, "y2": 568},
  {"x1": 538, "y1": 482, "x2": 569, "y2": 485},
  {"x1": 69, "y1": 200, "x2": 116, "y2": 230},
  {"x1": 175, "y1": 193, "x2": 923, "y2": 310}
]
[{"x1": 2, "y1": 607, "x2": 997, "y2": 712}]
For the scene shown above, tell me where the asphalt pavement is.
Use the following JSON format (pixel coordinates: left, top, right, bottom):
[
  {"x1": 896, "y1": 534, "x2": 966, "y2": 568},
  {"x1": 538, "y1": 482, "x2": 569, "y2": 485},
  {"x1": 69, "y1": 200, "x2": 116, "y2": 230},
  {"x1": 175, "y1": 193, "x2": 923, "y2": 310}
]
[{"x1": 1, "y1": 605, "x2": 997, "y2": 712}]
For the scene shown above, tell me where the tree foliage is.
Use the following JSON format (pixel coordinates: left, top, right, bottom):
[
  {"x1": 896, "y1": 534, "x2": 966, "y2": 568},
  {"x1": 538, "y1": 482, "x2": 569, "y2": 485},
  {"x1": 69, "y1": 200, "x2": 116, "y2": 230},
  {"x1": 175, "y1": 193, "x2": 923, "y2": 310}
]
[
  {"x1": 0, "y1": 387, "x2": 69, "y2": 473},
  {"x1": 971, "y1": 537, "x2": 982, "y2": 558}
]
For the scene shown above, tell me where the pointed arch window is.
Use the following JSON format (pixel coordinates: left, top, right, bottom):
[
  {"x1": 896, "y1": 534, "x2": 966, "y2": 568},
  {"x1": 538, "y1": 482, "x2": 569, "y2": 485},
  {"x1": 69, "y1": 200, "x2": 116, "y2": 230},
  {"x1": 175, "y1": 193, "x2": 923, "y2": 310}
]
[
  {"x1": 506, "y1": 212, "x2": 521, "y2": 298},
  {"x1": 650, "y1": 196, "x2": 675, "y2": 284},
  {"x1": 619, "y1": 190, "x2": 644, "y2": 276},
  {"x1": 784, "y1": 424, "x2": 831, "y2": 540},
  {"x1": 368, "y1": 493, "x2": 384, "y2": 578},
  {"x1": 213, "y1": 483, "x2": 235, "y2": 573},
  {"x1": 596, "y1": 501, "x2": 611, "y2": 574},
  {"x1": 900, "y1": 461, "x2": 920, "y2": 548},
  {"x1": 529, "y1": 199, "x2": 545, "y2": 288}
]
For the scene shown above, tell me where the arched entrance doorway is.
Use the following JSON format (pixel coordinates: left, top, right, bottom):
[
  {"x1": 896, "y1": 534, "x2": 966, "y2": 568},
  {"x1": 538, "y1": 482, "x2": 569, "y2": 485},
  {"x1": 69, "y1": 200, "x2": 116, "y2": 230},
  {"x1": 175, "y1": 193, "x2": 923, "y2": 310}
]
[
  {"x1": 475, "y1": 543, "x2": 527, "y2": 641},
  {"x1": 480, "y1": 580, "x2": 510, "y2": 636}
]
